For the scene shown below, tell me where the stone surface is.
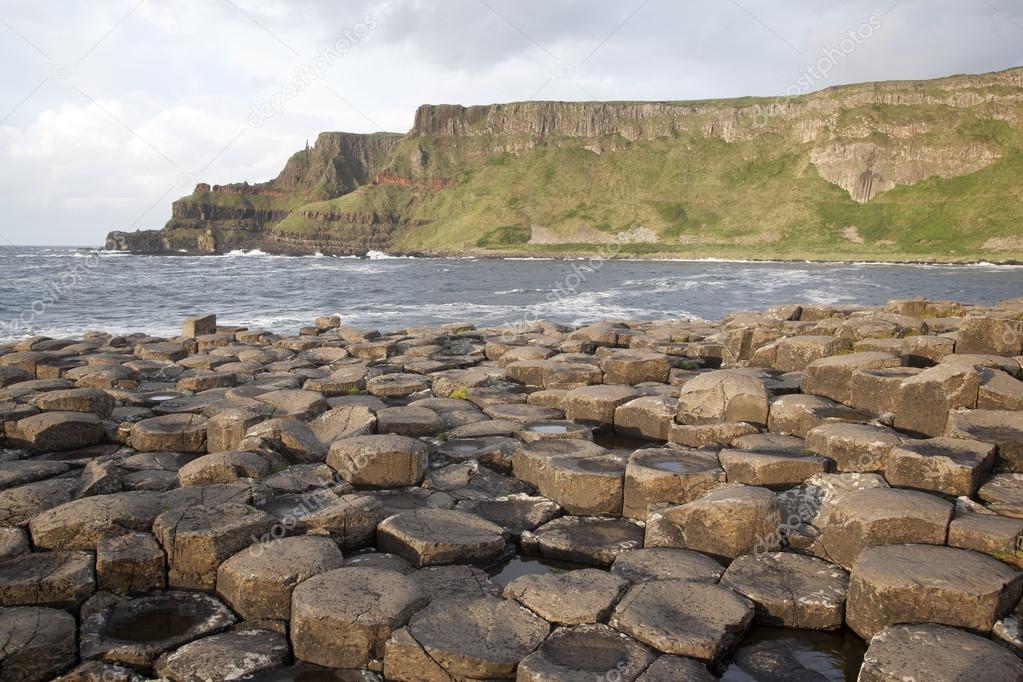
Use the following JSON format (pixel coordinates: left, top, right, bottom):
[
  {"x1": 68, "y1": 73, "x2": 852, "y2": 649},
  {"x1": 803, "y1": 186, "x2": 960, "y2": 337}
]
[
  {"x1": 893, "y1": 364, "x2": 980, "y2": 436},
  {"x1": 610, "y1": 580, "x2": 754, "y2": 661},
  {"x1": 154, "y1": 628, "x2": 289, "y2": 682},
  {"x1": 516, "y1": 624, "x2": 657, "y2": 682},
  {"x1": 859, "y1": 623, "x2": 1023, "y2": 682},
  {"x1": 0, "y1": 550, "x2": 95, "y2": 608},
  {"x1": 291, "y1": 566, "x2": 427, "y2": 668},
  {"x1": 719, "y1": 447, "x2": 829, "y2": 489},
  {"x1": 804, "y1": 422, "x2": 903, "y2": 473},
  {"x1": 531, "y1": 449, "x2": 627, "y2": 516},
  {"x1": 131, "y1": 414, "x2": 208, "y2": 453},
  {"x1": 504, "y1": 568, "x2": 628, "y2": 624},
  {"x1": 216, "y1": 535, "x2": 345, "y2": 620},
  {"x1": 377, "y1": 509, "x2": 508, "y2": 567},
  {"x1": 327, "y1": 435, "x2": 429, "y2": 488},
  {"x1": 720, "y1": 552, "x2": 849, "y2": 630},
  {"x1": 610, "y1": 548, "x2": 724, "y2": 584},
  {"x1": 885, "y1": 436, "x2": 996, "y2": 496},
  {"x1": 96, "y1": 532, "x2": 165, "y2": 595},
  {"x1": 563, "y1": 385, "x2": 641, "y2": 425},
  {"x1": 11, "y1": 411, "x2": 105, "y2": 451},
  {"x1": 622, "y1": 447, "x2": 725, "y2": 521},
  {"x1": 0, "y1": 606, "x2": 77, "y2": 682},
  {"x1": 528, "y1": 516, "x2": 644, "y2": 567},
  {"x1": 177, "y1": 450, "x2": 275, "y2": 486},
  {"x1": 676, "y1": 370, "x2": 770, "y2": 426},
  {"x1": 847, "y1": 544, "x2": 1023, "y2": 639},
  {"x1": 946, "y1": 408, "x2": 1023, "y2": 472}
]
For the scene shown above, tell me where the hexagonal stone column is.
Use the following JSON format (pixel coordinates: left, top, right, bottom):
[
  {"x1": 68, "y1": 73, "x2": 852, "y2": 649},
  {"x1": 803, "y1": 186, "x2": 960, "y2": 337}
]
[
  {"x1": 847, "y1": 544, "x2": 1023, "y2": 639},
  {"x1": 377, "y1": 509, "x2": 508, "y2": 567},
  {"x1": 720, "y1": 552, "x2": 848, "y2": 630},
  {"x1": 0, "y1": 550, "x2": 94, "y2": 608},
  {"x1": 526, "y1": 516, "x2": 644, "y2": 567},
  {"x1": 676, "y1": 370, "x2": 769, "y2": 427},
  {"x1": 622, "y1": 448, "x2": 725, "y2": 521},
  {"x1": 564, "y1": 385, "x2": 642, "y2": 426},
  {"x1": 885, "y1": 436, "x2": 995, "y2": 496},
  {"x1": 291, "y1": 566, "x2": 427, "y2": 668},
  {"x1": 517, "y1": 624, "x2": 657, "y2": 682},
  {"x1": 154, "y1": 629, "x2": 289, "y2": 681},
  {"x1": 0, "y1": 606, "x2": 77, "y2": 682},
  {"x1": 859, "y1": 623, "x2": 1023, "y2": 682},
  {"x1": 216, "y1": 535, "x2": 345, "y2": 620},
  {"x1": 610, "y1": 580, "x2": 754, "y2": 661},
  {"x1": 504, "y1": 568, "x2": 628, "y2": 625},
  {"x1": 327, "y1": 434, "x2": 429, "y2": 488},
  {"x1": 131, "y1": 414, "x2": 208, "y2": 453}
]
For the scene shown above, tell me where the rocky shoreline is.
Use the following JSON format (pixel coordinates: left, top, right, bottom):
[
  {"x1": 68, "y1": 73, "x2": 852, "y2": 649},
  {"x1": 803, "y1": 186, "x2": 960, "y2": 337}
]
[{"x1": 2, "y1": 299, "x2": 1023, "y2": 680}]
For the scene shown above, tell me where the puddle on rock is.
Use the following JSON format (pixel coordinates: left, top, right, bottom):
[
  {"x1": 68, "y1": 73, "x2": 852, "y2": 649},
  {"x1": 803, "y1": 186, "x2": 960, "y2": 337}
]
[
  {"x1": 486, "y1": 555, "x2": 591, "y2": 588},
  {"x1": 717, "y1": 626, "x2": 867, "y2": 682},
  {"x1": 591, "y1": 431, "x2": 661, "y2": 453},
  {"x1": 107, "y1": 606, "x2": 196, "y2": 642},
  {"x1": 527, "y1": 424, "x2": 571, "y2": 434}
]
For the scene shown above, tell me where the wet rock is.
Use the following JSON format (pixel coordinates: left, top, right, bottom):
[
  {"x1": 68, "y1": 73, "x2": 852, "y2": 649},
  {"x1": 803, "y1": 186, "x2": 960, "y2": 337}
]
[
  {"x1": 517, "y1": 623, "x2": 657, "y2": 682},
  {"x1": 859, "y1": 623, "x2": 1023, "y2": 682},
  {"x1": 0, "y1": 606, "x2": 77, "y2": 682},
  {"x1": 526, "y1": 516, "x2": 643, "y2": 567},
  {"x1": 11, "y1": 412, "x2": 105, "y2": 451},
  {"x1": 413, "y1": 564, "x2": 501, "y2": 603},
  {"x1": 847, "y1": 544, "x2": 1023, "y2": 639},
  {"x1": 455, "y1": 493, "x2": 562, "y2": 537},
  {"x1": 635, "y1": 655, "x2": 715, "y2": 682},
  {"x1": 291, "y1": 566, "x2": 427, "y2": 668},
  {"x1": 378, "y1": 509, "x2": 507, "y2": 567},
  {"x1": 610, "y1": 547, "x2": 724, "y2": 584},
  {"x1": 610, "y1": 580, "x2": 754, "y2": 661},
  {"x1": 721, "y1": 552, "x2": 848, "y2": 630},
  {"x1": 804, "y1": 422, "x2": 903, "y2": 473},
  {"x1": 327, "y1": 435, "x2": 429, "y2": 488},
  {"x1": 392, "y1": 596, "x2": 549, "y2": 680},
  {"x1": 96, "y1": 532, "x2": 166, "y2": 595},
  {"x1": 30, "y1": 387, "x2": 114, "y2": 418},
  {"x1": 131, "y1": 414, "x2": 207, "y2": 453},
  {"x1": 153, "y1": 503, "x2": 277, "y2": 590},
  {"x1": 676, "y1": 370, "x2": 769, "y2": 426},
  {"x1": 885, "y1": 436, "x2": 995, "y2": 496},
  {"x1": 79, "y1": 591, "x2": 236, "y2": 668},
  {"x1": 154, "y1": 628, "x2": 289, "y2": 681},
  {"x1": 946, "y1": 408, "x2": 1023, "y2": 472},
  {"x1": 893, "y1": 364, "x2": 980, "y2": 436},
  {"x1": 216, "y1": 535, "x2": 344, "y2": 620},
  {"x1": 811, "y1": 487, "x2": 951, "y2": 569},
  {"x1": 645, "y1": 486, "x2": 781, "y2": 560},
  {"x1": 177, "y1": 450, "x2": 276, "y2": 486},
  {"x1": 622, "y1": 448, "x2": 725, "y2": 521},
  {"x1": 504, "y1": 568, "x2": 628, "y2": 624},
  {"x1": 0, "y1": 550, "x2": 94, "y2": 608}
]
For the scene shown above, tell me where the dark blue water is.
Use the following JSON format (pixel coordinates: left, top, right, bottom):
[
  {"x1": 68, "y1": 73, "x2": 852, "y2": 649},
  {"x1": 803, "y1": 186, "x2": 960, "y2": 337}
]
[{"x1": 1, "y1": 246, "x2": 1021, "y2": 341}]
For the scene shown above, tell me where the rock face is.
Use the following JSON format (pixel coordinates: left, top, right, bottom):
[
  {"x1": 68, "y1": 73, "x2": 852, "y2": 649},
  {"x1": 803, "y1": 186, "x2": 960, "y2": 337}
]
[{"x1": 105, "y1": 67, "x2": 1023, "y2": 259}]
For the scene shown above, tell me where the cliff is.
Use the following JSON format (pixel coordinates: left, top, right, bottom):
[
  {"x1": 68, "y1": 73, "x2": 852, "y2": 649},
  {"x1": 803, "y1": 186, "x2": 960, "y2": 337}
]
[{"x1": 107, "y1": 66, "x2": 1023, "y2": 261}]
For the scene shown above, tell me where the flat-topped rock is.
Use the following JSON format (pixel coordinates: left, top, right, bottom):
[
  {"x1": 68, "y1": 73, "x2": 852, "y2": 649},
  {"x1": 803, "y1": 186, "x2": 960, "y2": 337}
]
[
  {"x1": 800, "y1": 351, "x2": 900, "y2": 404},
  {"x1": 30, "y1": 387, "x2": 114, "y2": 417},
  {"x1": 154, "y1": 628, "x2": 289, "y2": 682},
  {"x1": 614, "y1": 395, "x2": 676, "y2": 440},
  {"x1": 720, "y1": 552, "x2": 848, "y2": 630},
  {"x1": 610, "y1": 548, "x2": 724, "y2": 584},
  {"x1": 893, "y1": 364, "x2": 981, "y2": 436},
  {"x1": 327, "y1": 434, "x2": 429, "y2": 488},
  {"x1": 0, "y1": 460, "x2": 70, "y2": 490},
  {"x1": 531, "y1": 449, "x2": 627, "y2": 516},
  {"x1": 947, "y1": 408, "x2": 1023, "y2": 472},
  {"x1": 847, "y1": 544, "x2": 1023, "y2": 639},
  {"x1": 600, "y1": 349, "x2": 671, "y2": 385},
  {"x1": 11, "y1": 411, "x2": 105, "y2": 451},
  {"x1": 0, "y1": 550, "x2": 94, "y2": 609},
  {"x1": 859, "y1": 623, "x2": 1023, "y2": 682},
  {"x1": 563, "y1": 384, "x2": 642, "y2": 425},
  {"x1": 216, "y1": 535, "x2": 345, "y2": 620},
  {"x1": 504, "y1": 568, "x2": 628, "y2": 624},
  {"x1": 96, "y1": 532, "x2": 165, "y2": 595},
  {"x1": 676, "y1": 369, "x2": 769, "y2": 426},
  {"x1": 622, "y1": 447, "x2": 725, "y2": 521},
  {"x1": 516, "y1": 623, "x2": 657, "y2": 682},
  {"x1": 719, "y1": 447, "x2": 829, "y2": 489},
  {"x1": 366, "y1": 372, "x2": 429, "y2": 398},
  {"x1": 645, "y1": 486, "x2": 781, "y2": 560},
  {"x1": 885, "y1": 436, "x2": 996, "y2": 496},
  {"x1": 804, "y1": 422, "x2": 903, "y2": 473},
  {"x1": 0, "y1": 606, "x2": 77, "y2": 682},
  {"x1": 131, "y1": 413, "x2": 207, "y2": 453},
  {"x1": 455, "y1": 493, "x2": 562, "y2": 537},
  {"x1": 610, "y1": 580, "x2": 754, "y2": 661},
  {"x1": 526, "y1": 516, "x2": 643, "y2": 567},
  {"x1": 375, "y1": 405, "x2": 445, "y2": 437},
  {"x1": 176, "y1": 450, "x2": 275, "y2": 486},
  {"x1": 636, "y1": 655, "x2": 716, "y2": 682},
  {"x1": 291, "y1": 566, "x2": 427, "y2": 669},
  {"x1": 377, "y1": 508, "x2": 507, "y2": 567},
  {"x1": 254, "y1": 389, "x2": 328, "y2": 420},
  {"x1": 812, "y1": 487, "x2": 952, "y2": 569}
]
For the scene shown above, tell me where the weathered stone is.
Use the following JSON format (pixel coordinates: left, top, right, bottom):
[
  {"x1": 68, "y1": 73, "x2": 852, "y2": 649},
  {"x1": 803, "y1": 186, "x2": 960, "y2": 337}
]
[
  {"x1": 327, "y1": 434, "x2": 429, "y2": 488},
  {"x1": 484, "y1": 401, "x2": 563, "y2": 423},
  {"x1": 645, "y1": 486, "x2": 781, "y2": 560},
  {"x1": 978, "y1": 368, "x2": 1023, "y2": 410},
  {"x1": 893, "y1": 364, "x2": 980, "y2": 436},
  {"x1": 0, "y1": 606, "x2": 77, "y2": 682},
  {"x1": 667, "y1": 421, "x2": 759, "y2": 448},
  {"x1": 153, "y1": 503, "x2": 277, "y2": 590},
  {"x1": 859, "y1": 623, "x2": 1023, "y2": 682},
  {"x1": 542, "y1": 362, "x2": 603, "y2": 390},
  {"x1": 847, "y1": 544, "x2": 1023, "y2": 638},
  {"x1": 563, "y1": 385, "x2": 641, "y2": 426},
  {"x1": 154, "y1": 628, "x2": 289, "y2": 682},
  {"x1": 52, "y1": 661, "x2": 149, "y2": 682},
  {"x1": 96, "y1": 532, "x2": 165, "y2": 595},
  {"x1": 613, "y1": 395, "x2": 676, "y2": 440},
  {"x1": 308, "y1": 405, "x2": 376, "y2": 443},
  {"x1": 600, "y1": 350, "x2": 671, "y2": 385},
  {"x1": 800, "y1": 352, "x2": 900, "y2": 404},
  {"x1": 177, "y1": 450, "x2": 275, "y2": 486},
  {"x1": 676, "y1": 370, "x2": 769, "y2": 426},
  {"x1": 610, "y1": 548, "x2": 724, "y2": 584},
  {"x1": 720, "y1": 552, "x2": 848, "y2": 630},
  {"x1": 254, "y1": 389, "x2": 328, "y2": 420},
  {"x1": 413, "y1": 564, "x2": 501, "y2": 603},
  {"x1": 719, "y1": 448, "x2": 829, "y2": 489},
  {"x1": 610, "y1": 580, "x2": 754, "y2": 661},
  {"x1": 804, "y1": 422, "x2": 903, "y2": 473},
  {"x1": 504, "y1": 568, "x2": 628, "y2": 624},
  {"x1": 377, "y1": 509, "x2": 507, "y2": 567},
  {"x1": 11, "y1": 411, "x2": 104, "y2": 451},
  {"x1": 398, "y1": 597, "x2": 548, "y2": 679},
  {"x1": 849, "y1": 366, "x2": 923, "y2": 413},
  {"x1": 811, "y1": 487, "x2": 952, "y2": 569},
  {"x1": 635, "y1": 655, "x2": 715, "y2": 682},
  {"x1": 901, "y1": 334, "x2": 956, "y2": 366},
  {"x1": 182, "y1": 314, "x2": 217, "y2": 338},
  {"x1": 291, "y1": 566, "x2": 427, "y2": 668},
  {"x1": 0, "y1": 550, "x2": 94, "y2": 608},
  {"x1": 216, "y1": 535, "x2": 345, "y2": 620},
  {"x1": 205, "y1": 408, "x2": 265, "y2": 453},
  {"x1": 242, "y1": 418, "x2": 326, "y2": 463},
  {"x1": 131, "y1": 414, "x2": 207, "y2": 453},
  {"x1": 516, "y1": 624, "x2": 657, "y2": 682},
  {"x1": 367, "y1": 372, "x2": 429, "y2": 398},
  {"x1": 375, "y1": 405, "x2": 444, "y2": 437},
  {"x1": 767, "y1": 393, "x2": 875, "y2": 438},
  {"x1": 956, "y1": 315, "x2": 1023, "y2": 356},
  {"x1": 79, "y1": 591, "x2": 236, "y2": 668},
  {"x1": 30, "y1": 387, "x2": 114, "y2": 417},
  {"x1": 772, "y1": 336, "x2": 852, "y2": 372},
  {"x1": 532, "y1": 449, "x2": 627, "y2": 516},
  {"x1": 949, "y1": 507, "x2": 1023, "y2": 557},
  {"x1": 527, "y1": 516, "x2": 643, "y2": 567},
  {"x1": 885, "y1": 437, "x2": 995, "y2": 496},
  {"x1": 455, "y1": 494, "x2": 562, "y2": 537},
  {"x1": 946, "y1": 408, "x2": 1023, "y2": 472},
  {"x1": 622, "y1": 448, "x2": 725, "y2": 521},
  {"x1": 0, "y1": 460, "x2": 70, "y2": 491},
  {"x1": 979, "y1": 473, "x2": 1023, "y2": 518}
]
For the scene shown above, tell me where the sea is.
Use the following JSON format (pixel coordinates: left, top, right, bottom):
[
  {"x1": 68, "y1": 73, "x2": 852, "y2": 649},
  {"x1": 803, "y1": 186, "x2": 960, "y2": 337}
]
[{"x1": 1, "y1": 246, "x2": 1021, "y2": 342}]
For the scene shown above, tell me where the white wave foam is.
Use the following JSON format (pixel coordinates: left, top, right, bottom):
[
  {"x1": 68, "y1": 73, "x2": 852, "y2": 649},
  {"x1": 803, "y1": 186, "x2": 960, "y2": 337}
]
[{"x1": 366, "y1": 250, "x2": 414, "y2": 260}]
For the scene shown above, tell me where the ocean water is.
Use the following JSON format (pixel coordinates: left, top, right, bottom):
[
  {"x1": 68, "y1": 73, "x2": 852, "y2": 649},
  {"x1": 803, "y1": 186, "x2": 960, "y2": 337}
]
[{"x1": 1, "y1": 246, "x2": 1021, "y2": 341}]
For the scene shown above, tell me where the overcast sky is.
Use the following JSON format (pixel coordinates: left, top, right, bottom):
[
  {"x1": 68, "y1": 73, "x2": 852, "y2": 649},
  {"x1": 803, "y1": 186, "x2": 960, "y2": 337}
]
[{"x1": 1, "y1": 0, "x2": 1021, "y2": 246}]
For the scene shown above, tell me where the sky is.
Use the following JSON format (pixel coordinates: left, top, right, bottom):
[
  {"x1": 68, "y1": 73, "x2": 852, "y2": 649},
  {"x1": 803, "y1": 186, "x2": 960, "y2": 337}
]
[{"x1": 1, "y1": 0, "x2": 1021, "y2": 246}]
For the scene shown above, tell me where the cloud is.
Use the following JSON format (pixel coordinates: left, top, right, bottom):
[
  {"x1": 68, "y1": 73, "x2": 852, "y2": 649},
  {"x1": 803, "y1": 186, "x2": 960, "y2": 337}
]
[{"x1": 0, "y1": 0, "x2": 1020, "y2": 244}]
